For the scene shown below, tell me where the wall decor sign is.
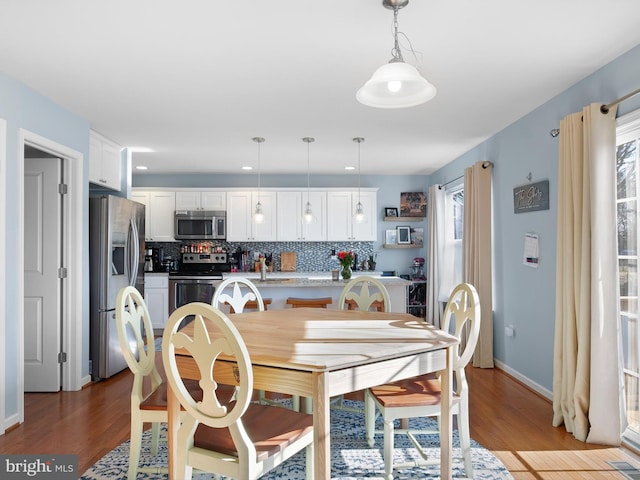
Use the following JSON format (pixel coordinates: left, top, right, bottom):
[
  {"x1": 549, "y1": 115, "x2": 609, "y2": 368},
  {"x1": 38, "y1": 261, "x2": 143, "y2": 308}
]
[
  {"x1": 513, "y1": 180, "x2": 549, "y2": 214},
  {"x1": 400, "y1": 192, "x2": 426, "y2": 217}
]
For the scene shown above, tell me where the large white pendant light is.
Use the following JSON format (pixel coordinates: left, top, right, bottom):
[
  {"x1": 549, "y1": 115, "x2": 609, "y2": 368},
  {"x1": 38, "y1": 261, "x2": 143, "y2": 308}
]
[
  {"x1": 356, "y1": 0, "x2": 436, "y2": 109},
  {"x1": 302, "y1": 137, "x2": 315, "y2": 224},
  {"x1": 252, "y1": 137, "x2": 265, "y2": 224},
  {"x1": 353, "y1": 137, "x2": 366, "y2": 223}
]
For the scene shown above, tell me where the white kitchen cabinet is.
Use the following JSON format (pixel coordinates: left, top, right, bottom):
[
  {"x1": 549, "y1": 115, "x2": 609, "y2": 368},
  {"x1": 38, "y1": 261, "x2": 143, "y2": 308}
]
[
  {"x1": 327, "y1": 190, "x2": 377, "y2": 241},
  {"x1": 226, "y1": 191, "x2": 276, "y2": 241},
  {"x1": 144, "y1": 273, "x2": 169, "y2": 330},
  {"x1": 276, "y1": 191, "x2": 327, "y2": 241},
  {"x1": 130, "y1": 190, "x2": 150, "y2": 238},
  {"x1": 175, "y1": 191, "x2": 226, "y2": 211},
  {"x1": 89, "y1": 130, "x2": 122, "y2": 191},
  {"x1": 131, "y1": 190, "x2": 177, "y2": 241}
]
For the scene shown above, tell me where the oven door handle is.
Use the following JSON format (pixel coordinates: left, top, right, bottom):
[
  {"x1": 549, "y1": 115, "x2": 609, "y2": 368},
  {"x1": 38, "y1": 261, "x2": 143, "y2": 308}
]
[{"x1": 170, "y1": 276, "x2": 223, "y2": 281}]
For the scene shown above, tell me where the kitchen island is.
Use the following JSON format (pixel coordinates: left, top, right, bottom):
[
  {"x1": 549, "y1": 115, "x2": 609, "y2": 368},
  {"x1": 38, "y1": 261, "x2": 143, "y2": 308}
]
[{"x1": 220, "y1": 271, "x2": 411, "y2": 313}]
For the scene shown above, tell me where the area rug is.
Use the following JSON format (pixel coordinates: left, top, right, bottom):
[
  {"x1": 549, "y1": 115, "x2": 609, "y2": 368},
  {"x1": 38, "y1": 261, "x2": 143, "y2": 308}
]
[{"x1": 81, "y1": 400, "x2": 512, "y2": 479}]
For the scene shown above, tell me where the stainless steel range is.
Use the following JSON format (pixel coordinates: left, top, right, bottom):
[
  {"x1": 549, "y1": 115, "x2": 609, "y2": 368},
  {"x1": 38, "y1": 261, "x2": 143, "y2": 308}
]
[{"x1": 169, "y1": 252, "x2": 230, "y2": 315}]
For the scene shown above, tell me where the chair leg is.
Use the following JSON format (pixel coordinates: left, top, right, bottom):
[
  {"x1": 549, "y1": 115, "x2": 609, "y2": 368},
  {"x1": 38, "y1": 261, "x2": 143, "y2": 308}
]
[
  {"x1": 305, "y1": 443, "x2": 314, "y2": 480},
  {"x1": 150, "y1": 421, "x2": 161, "y2": 456},
  {"x1": 458, "y1": 410, "x2": 473, "y2": 477},
  {"x1": 364, "y1": 390, "x2": 376, "y2": 447},
  {"x1": 383, "y1": 418, "x2": 395, "y2": 480},
  {"x1": 128, "y1": 417, "x2": 143, "y2": 480}
]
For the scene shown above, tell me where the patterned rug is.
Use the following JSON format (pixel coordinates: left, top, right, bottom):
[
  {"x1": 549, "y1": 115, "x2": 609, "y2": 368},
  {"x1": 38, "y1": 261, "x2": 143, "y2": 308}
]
[{"x1": 81, "y1": 400, "x2": 512, "y2": 479}]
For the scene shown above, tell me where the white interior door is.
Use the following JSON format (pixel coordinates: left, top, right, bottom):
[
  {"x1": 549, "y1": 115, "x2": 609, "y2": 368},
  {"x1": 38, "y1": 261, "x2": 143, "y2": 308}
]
[{"x1": 24, "y1": 157, "x2": 61, "y2": 392}]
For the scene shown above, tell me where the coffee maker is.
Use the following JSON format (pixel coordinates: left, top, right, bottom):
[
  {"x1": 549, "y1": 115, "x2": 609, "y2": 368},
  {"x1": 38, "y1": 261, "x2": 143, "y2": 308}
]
[
  {"x1": 144, "y1": 249, "x2": 154, "y2": 272},
  {"x1": 151, "y1": 247, "x2": 164, "y2": 272}
]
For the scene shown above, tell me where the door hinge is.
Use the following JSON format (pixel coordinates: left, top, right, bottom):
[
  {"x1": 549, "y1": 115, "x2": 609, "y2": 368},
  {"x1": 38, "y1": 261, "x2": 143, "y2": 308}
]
[
  {"x1": 58, "y1": 267, "x2": 67, "y2": 279},
  {"x1": 58, "y1": 183, "x2": 68, "y2": 195},
  {"x1": 58, "y1": 352, "x2": 67, "y2": 363}
]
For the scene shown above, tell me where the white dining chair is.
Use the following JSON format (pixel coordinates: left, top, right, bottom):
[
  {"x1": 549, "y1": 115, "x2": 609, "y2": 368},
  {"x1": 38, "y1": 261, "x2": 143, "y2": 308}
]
[
  {"x1": 364, "y1": 282, "x2": 481, "y2": 480},
  {"x1": 332, "y1": 276, "x2": 392, "y2": 413},
  {"x1": 162, "y1": 302, "x2": 314, "y2": 480},
  {"x1": 212, "y1": 277, "x2": 265, "y2": 314},
  {"x1": 211, "y1": 277, "x2": 301, "y2": 410},
  {"x1": 338, "y1": 275, "x2": 391, "y2": 312},
  {"x1": 115, "y1": 286, "x2": 206, "y2": 480}
]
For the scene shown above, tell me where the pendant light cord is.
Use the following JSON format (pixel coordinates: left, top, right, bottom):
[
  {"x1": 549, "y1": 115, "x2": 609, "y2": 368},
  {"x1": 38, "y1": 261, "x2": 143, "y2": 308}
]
[
  {"x1": 252, "y1": 137, "x2": 264, "y2": 193},
  {"x1": 307, "y1": 140, "x2": 311, "y2": 195},
  {"x1": 391, "y1": 7, "x2": 404, "y2": 62},
  {"x1": 353, "y1": 137, "x2": 365, "y2": 203}
]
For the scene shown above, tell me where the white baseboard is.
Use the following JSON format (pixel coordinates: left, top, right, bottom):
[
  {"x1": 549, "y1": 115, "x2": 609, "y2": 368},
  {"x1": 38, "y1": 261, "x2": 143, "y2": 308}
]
[
  {"x1": 494, "y1": 359, "x2": 552, "y2": 401},
  {"x1": 81, "y1": 375, "x2": 92, "y2": 388},
  {"x1": 2, "y1": 412, "x2": 22, "y2": 434}
]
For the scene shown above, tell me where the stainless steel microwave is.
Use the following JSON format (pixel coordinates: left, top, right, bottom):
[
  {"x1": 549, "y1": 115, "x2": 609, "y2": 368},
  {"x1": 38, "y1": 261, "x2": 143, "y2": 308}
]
[{"x1": 174, "y1": 210, "x2": 226, "y2": 240}]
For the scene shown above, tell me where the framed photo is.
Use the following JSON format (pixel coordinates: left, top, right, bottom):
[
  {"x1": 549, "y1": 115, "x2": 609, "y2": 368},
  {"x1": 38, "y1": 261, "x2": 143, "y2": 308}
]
[
  {"x1": 400, "y1": 192, "x2": 427, "y2": 217},
  {"x1": 397, "y1": 226, "x2": 411, "y2": 244},
  {"x1": 411, "y1": 227, "x2": 424, "y2": 246},
  {"x1": 385, "y1": 207, "x2": 398, "y2": 217},
  {"x1": 385, "y1": 229, "x2": 397, "y2": 245}
]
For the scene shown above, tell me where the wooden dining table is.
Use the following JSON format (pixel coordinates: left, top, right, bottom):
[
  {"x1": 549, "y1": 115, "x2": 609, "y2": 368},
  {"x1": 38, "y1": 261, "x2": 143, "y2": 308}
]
[{"x1": 167, "y1": 307, "x2": 459, "y2": 479}]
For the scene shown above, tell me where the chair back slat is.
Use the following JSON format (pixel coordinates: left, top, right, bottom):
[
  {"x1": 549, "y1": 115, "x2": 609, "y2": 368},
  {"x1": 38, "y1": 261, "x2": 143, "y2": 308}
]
[
  {"x1": 338, "y1": 276, "x2": 391, "y2": 312},
  {"x1": 212, "y1": 278, "x2": 265, "y2": 313}
]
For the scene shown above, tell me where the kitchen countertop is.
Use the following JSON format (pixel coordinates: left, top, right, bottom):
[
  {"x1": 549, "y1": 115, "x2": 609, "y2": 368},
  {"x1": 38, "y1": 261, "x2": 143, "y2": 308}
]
[{"x1": 222, "y1": 271, "x2": 411, "y2": 287}]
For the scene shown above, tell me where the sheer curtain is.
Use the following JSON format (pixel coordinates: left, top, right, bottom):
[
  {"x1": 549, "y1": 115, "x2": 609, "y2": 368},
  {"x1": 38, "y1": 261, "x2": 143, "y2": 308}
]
[
  {"x1": 427, "y1": 185, "x2": 445, "y2": 327},
  {"x1": 553, "y1": 103, "x2": 625, "y2": 444},
  {"x1": 463, "y1": 161, "x2": 494, "y2": 368}
]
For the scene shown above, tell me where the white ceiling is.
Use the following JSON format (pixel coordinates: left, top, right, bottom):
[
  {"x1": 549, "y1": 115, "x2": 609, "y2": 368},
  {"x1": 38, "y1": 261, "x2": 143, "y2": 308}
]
[{"x1": 2, "y1": 0, "x2": 640, "y2": 176}]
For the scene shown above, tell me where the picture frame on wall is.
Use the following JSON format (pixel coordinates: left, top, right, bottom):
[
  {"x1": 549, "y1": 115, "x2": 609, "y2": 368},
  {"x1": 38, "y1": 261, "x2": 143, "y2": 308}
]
[
  {"x1": 411, "y1": 227, "x2": 424, "y2": 246},
  {"x1": 400, "y1": 192, "x2": 427, "y2": 217},
  {"x1": 397, "y1": 226, "x2": 411, "y2": 244},
  {"x1": 385, "y1": 207, "x2": 398, "y2": 217},
  {"x1": 385, "y1": 229, "x2": 397, "y2": 245}
]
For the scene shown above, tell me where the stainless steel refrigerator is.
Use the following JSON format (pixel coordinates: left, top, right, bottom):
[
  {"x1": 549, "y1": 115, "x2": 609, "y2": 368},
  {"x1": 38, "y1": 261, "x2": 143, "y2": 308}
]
[{"x1": 89, "y1": 195, "x2": 145, "y2": 381}]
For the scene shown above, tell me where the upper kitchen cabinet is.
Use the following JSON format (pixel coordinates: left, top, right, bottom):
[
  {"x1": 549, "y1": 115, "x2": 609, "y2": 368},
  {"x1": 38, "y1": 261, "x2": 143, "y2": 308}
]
[
  {"x1": 226, "y1": 191, "x2": 276, "y2": 241},
  {"x1": 276, "y1": 191, "x2": 327, "y2": 241},
  {"x1": 131, "y1": 190, "x2": 177, "y2": 242},
  {"x1": 175, "y1": 191, "x2": 226, "y2": 211},
  {"x1": 89, "y1": 130, "x2": 122, "y2": 191},
  {"x1": 327, "y1": 190, "x2": 377, "y2": 241}
]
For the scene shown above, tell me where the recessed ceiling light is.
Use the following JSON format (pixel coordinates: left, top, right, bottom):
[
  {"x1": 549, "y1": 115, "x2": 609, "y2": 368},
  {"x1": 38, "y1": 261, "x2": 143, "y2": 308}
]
[
  {"x1": 128, "y1": 146, "x2": 154, "y2": 153},
  {"x1": 345, "y1": 166, "x2": 356, "y2": 171},
  {"x1": 135, "y1": 165, "x2": 148, "y2": 170},
  {"x1": 242, "y1": 166, "x2": 253, "y2": 170}
]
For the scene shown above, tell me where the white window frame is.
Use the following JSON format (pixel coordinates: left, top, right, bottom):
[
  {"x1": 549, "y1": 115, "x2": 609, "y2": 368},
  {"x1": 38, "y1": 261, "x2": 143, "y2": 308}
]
[{"x1": 616, "y1": 108, "x2": 640, "y2": 448}]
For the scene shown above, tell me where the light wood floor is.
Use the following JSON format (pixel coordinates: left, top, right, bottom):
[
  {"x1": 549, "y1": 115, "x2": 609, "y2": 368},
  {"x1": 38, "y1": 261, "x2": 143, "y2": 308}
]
[{"x1": 2, "y1": 366, "x2": 640, "y2": 478}]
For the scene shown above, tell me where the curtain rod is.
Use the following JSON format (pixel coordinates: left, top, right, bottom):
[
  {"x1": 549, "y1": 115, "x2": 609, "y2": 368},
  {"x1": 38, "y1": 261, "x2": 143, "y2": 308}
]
[
  {"x1": 549, "y1": 86, "x2": 640, "y2": 137},
  {"x1": 437, "y1": 161, "x2": 492, "y2": 189},
  {"x1": 600, "y1": 86, "x2": 640, "y2": 114}
]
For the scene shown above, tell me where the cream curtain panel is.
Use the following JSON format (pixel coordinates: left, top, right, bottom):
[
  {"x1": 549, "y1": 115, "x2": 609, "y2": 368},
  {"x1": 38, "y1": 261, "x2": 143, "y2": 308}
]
[
  {"x1": 463, "y1": 161, "x2": 494, "y2": 368},
  {"x1": 427, "y1": 185, "x2": 446, "y2": 328},
  {"x1": 552, "y1": 103, "x2": 625, "y2": 445}
]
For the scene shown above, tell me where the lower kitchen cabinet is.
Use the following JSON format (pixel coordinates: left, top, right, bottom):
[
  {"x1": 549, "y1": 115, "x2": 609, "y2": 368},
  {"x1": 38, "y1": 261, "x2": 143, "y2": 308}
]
[{"x1": 144, "y1": 273, "x2": 169, "y2": 330}]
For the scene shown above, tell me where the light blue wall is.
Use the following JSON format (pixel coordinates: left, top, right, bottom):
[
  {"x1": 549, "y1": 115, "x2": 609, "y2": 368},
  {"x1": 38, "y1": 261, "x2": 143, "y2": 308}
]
[
  {"x1": 0, "y1": 71, "x2": 90, "y2": 419},
  {"x1": 133, "y1": 173, "x2": 429, "y2": 275},
  {"x1": 429, "y1": 44, "x2": 640, "y2": 393}
]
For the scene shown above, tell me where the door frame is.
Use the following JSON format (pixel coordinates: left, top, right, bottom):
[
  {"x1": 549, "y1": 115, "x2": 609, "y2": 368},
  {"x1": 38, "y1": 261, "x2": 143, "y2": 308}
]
[
  {"x1": 0, "y1": 118, "x2": 6, "y2": 434},
  {"x1": 18, "y1": 129, "x2": 84, "y2": 411}
]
